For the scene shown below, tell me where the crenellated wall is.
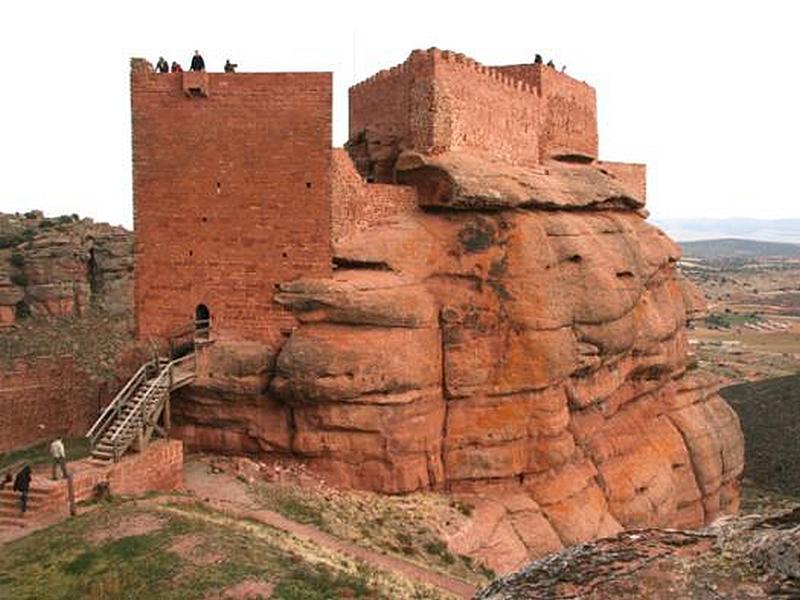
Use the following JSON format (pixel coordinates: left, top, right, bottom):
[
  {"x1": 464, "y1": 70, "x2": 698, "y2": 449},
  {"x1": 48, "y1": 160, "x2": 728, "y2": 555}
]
[{"x1": 350, "y1": 49, "x2": 541, "y2": 166}]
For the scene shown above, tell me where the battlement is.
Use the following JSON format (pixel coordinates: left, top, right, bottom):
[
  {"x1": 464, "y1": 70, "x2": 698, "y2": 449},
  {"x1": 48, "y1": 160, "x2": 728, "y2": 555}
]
[
  {"x1": 494, "y1": 62, "x2": 598, "y2": 161},
  {"x1": 350, "y1": 48, "x2": 542, "y2": 168},
  {"x1": 350, "y1": 48, "x2": 599, "y2": 168},
  {"x1": 351, "y1": 48, "x2": 539, "y2": 96}
]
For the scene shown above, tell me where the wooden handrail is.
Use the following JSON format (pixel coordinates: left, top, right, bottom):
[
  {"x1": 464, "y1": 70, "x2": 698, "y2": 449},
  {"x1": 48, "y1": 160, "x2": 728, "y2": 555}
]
[
  {"x1": 106, "y1": 353, "x2": 197, "y2": 457},
  {"x1": 86, "y1": 362, "x2": 150, "y2": 445}
]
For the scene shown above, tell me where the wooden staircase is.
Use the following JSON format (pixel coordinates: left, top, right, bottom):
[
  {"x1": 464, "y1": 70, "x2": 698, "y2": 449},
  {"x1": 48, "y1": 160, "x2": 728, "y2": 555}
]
[{"x1": 86, "y1": 353, "x2": 197, "y2": 463}]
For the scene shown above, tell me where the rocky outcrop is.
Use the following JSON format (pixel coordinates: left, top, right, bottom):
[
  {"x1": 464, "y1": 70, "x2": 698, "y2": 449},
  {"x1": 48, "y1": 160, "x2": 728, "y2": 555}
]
[
  {"x1": 0, "y1": 211, "x2": 132, "y2": 327},
  {"x1": 475, "y1": 507, "x2": 800, "y2": 599},
  {"x1": 265, "y1": 149, "x2": 745, "y2": 573}
]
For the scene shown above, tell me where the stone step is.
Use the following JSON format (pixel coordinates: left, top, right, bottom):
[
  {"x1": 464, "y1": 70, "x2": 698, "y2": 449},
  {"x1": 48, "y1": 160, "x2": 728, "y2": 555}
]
[
  {"x1": 0, "y1": 516, "x2": 27, "y2": 528},
  {"x1": 0, "y1": 487, "x2": 56, "y2": 500},
  {"x1": 0, "y1": 495, "x2": 52, "y2": 509}
]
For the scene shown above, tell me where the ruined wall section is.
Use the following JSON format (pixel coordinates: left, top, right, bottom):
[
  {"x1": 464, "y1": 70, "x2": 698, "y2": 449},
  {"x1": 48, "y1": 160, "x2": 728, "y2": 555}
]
[
  {"x1": 132, "y1": 61, "x2": 333, "y2": 347},
  {"x1": 495, "y1": 63, "x2": 598, "y2": 161},
  {"x1": 331, "y1": 149, "x2": 418, "y2": 243}
]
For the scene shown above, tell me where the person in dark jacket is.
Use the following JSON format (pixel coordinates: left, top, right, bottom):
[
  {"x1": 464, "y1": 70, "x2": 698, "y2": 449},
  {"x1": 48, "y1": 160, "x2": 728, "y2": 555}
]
[
  {"x1": 224, "y1": 59, "x2": 237, "y2": 73},
  {"x1": 190, "y1": 50, "x2": 205, "y2": 72},
  {"x1": 156, "y1": 57, "x2": 169, "y2": 73},
  {"x1": 13, "y1": 465, "x2": 31, "y2": 514},
  {"x1": 534, "y1": 53, "x2": 543, "y2": 64}
]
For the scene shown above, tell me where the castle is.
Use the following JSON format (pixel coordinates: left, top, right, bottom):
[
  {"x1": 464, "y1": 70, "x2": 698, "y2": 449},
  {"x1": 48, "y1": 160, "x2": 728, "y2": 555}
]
[
  {"x1": 131, "y1": 48, "x2": 645, "y2": 346},
  {"x1": 130, "y1": 50, "x2": 743, "y2": 571}
]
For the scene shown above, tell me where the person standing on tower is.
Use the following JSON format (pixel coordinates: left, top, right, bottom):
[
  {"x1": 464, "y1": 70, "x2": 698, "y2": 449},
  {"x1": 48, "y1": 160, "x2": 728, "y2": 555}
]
[
  {"x1": 156, "y1": 56, "x2": 169, "y2": 73},
  {"x1": 190, "y1": 50, "x2": 206, "y2": 72}
]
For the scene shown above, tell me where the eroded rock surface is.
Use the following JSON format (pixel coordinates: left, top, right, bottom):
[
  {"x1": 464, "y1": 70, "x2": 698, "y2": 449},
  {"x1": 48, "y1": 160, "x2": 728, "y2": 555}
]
[
  {"x1": 266, "y1": 150, "x2": 745, "y2": 572},
  {"x1": 0, "y1": 211, "x2": 132, "y2": 327},
  {"x1": 475, "y1": 507, "x2": 800, "y2": 599}
]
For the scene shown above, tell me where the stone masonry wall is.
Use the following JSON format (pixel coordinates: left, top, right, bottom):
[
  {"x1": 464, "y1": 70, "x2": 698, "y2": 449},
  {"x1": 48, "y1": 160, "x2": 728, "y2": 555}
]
[
  {"x1": 0, "y1": 357, "x2": 97, "y2": 452},
  {"x1": 597, "y1": 161, "x2": 647, "y2": 202},
  {"x1": 131, "y1": 62, "x2": 333, "y2": 348},
  {"x1": 31, "y1": 440, "x2": 184, "y2": 519},
  {"x1": 331, "y1": 149, "x2": 418, "y2": 243},
  {"x1": 349, "y1": 49, "x2": 540, "y2": 166},
  {"x1": 492, "y1": 63, "x2": 598, "y2": 161}
]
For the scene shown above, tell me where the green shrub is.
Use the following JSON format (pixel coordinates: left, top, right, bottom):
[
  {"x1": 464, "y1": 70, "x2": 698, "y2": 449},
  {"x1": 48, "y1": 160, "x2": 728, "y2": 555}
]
[
  {"x1": 14, "y1": 300, "x2": 30, "y2": 319},
  {"x1": 9, "y1": 251, "x2": 24, "y2": 268},
  {"x1": 10, "y1": 272, "x2": 28, "y2": 287},
  {"x1": 0, "y1": 228, "x2": 41, "y2": 247}
]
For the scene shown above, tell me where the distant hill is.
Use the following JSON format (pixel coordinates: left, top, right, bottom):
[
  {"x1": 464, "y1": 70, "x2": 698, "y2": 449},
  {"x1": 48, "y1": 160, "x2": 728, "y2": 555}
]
[
  {"x1": 654, "y1": 218, "x2": 800, "y2": 244},
  {"x1": 679, "y1": 238, "x2": 800, "y2": 259},
  {"x1": 721, "y1": 374, "x2": 800, "y2": 496}
]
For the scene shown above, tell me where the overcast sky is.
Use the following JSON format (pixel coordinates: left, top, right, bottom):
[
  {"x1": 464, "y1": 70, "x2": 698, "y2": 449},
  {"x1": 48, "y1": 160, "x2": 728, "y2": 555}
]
[{"x1": 1, "y1": 1, "x2": 797, "y2": 228}]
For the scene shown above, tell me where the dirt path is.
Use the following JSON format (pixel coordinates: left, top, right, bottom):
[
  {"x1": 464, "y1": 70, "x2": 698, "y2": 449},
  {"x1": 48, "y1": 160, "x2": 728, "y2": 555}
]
[{"x1": 181, "y1": 460, "x2": 477, "y2": 599}]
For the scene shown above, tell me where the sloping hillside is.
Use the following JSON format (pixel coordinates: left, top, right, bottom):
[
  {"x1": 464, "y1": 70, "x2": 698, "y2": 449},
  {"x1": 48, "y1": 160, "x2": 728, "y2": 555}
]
[{"x1": 680, "y1": 238, "x2": 800, "y2": 260}]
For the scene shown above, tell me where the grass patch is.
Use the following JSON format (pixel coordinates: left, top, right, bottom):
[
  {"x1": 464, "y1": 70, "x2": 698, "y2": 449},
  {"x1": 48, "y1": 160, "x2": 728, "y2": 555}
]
[
  {"x1": 255, "y1": 485, "x2": 325, "y2": 528},
  {"x1": 0, "y1": 503, "x2": 303, "y2": 599},
  {"x1": 252, "y1": 481, "x2": 490, "y2": 587},
  {"x1": 273, "y1": 563, "x2": 377, "y2": 599},
  {"x1": 0, "y1": 437, "x2": 91, "y2": 473},
  {"x1": 704, "y1": 311, "x2": 761, "y2": 329},
  {"x1": 423, "y1": 541, "x2": 456, "y2": 565}
]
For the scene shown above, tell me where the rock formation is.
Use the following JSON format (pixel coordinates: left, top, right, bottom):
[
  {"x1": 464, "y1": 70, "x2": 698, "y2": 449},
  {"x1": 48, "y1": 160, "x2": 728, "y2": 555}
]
[
  {"x1": 475, "y1": 507, "x2": 800, "y2": 599},
  {"x1": 265, "y1": 148, "x2": 745, "y2": 572},
  {"x1": 0, "y1": 211, "x2": 132, "y2": 327},
  {"x1": 129, "y1": 49, "x2": 745, "y2": 573}
]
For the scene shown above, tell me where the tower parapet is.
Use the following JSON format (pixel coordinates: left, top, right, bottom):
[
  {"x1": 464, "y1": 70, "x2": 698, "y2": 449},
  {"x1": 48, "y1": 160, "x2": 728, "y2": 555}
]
[
  {"x1": 493, "y1": 62, "x2": 598, "y2": 161},
  {"x1": 350, "y1": 48, "x2": 541, "y2": 173}
]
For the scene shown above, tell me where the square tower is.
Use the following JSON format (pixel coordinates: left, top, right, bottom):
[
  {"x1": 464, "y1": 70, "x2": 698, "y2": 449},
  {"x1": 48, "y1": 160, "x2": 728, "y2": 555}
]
[{"x1": 130, "y1": 60, "x2": 333, "y2": 348}]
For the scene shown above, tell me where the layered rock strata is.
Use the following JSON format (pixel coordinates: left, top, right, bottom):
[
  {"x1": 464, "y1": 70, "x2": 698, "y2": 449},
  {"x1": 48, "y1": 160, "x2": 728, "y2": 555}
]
[
  {"x1": 263, "y1": 149, "x2": 744, "y2": 571},
  {"x1": 0, "y1": 211, "x2": 132, "y2": 327}
]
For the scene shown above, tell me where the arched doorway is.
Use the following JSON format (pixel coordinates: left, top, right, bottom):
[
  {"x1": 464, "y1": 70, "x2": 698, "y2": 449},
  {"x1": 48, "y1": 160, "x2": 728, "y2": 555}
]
[{"x1": 195, "y1": 303, "x2": 211, "y2": 339}]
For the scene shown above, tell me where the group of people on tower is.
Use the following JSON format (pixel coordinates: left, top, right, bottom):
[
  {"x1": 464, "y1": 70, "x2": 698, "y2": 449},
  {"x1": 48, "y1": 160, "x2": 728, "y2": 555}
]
[
  {"x1": 534, "y1": 53, "x2": 567, "y2": 73},
  {"x1": 156, "y1": 51, "x2": 237, "y2": 74}
]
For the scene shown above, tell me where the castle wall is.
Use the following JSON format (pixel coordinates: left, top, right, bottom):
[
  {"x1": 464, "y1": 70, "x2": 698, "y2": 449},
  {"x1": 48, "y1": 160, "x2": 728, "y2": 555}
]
[
  {"x1": 429, "y1": 51, "x2": 539, "y2": 166},
  {"x1": 495, "y1": 63, "x2": 598, "y2": 161},
  {"x1": 0, "y1": 357, "x2": 96, "y2": 452},
  {"x1": 349, "y1": 59, "x2": 418, "y2": 150},
  {"x1": 349, "y1": 50, "x2": 540, "y2": 167},
  {"x1": 597, "y1": 161, "x2": 647, "y2": 202},
  {"x1": 131, "y1": 63, "x2": 333, "y2": 347},
  {"x1": 331, "y1": 149, "x2": 418, "y2": 243}
]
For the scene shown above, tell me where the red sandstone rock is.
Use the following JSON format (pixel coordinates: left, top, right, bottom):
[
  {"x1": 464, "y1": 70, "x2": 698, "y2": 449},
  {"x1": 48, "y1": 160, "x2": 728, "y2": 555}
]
[{"x1": 133, "y1": 50, "x2": 745, "y2": 576}]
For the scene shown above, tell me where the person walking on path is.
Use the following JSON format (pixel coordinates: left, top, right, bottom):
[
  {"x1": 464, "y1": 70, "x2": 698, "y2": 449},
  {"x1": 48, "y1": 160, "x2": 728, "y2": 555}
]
[
  {"x1": 50, "y1": 437, "x2": 68, "y2": 481},
  {"x1": 13, "y1": 465, "x2": 31, "y2": 515},
  {"x1": 190, "y1": 50, "x2": 205, "y2": 72}
]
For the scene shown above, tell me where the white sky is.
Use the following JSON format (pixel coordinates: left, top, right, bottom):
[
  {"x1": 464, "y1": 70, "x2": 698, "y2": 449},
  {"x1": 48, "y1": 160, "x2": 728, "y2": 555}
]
[{"x1": 1, "y1": 1, "x2": 798, "y2": 228}]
